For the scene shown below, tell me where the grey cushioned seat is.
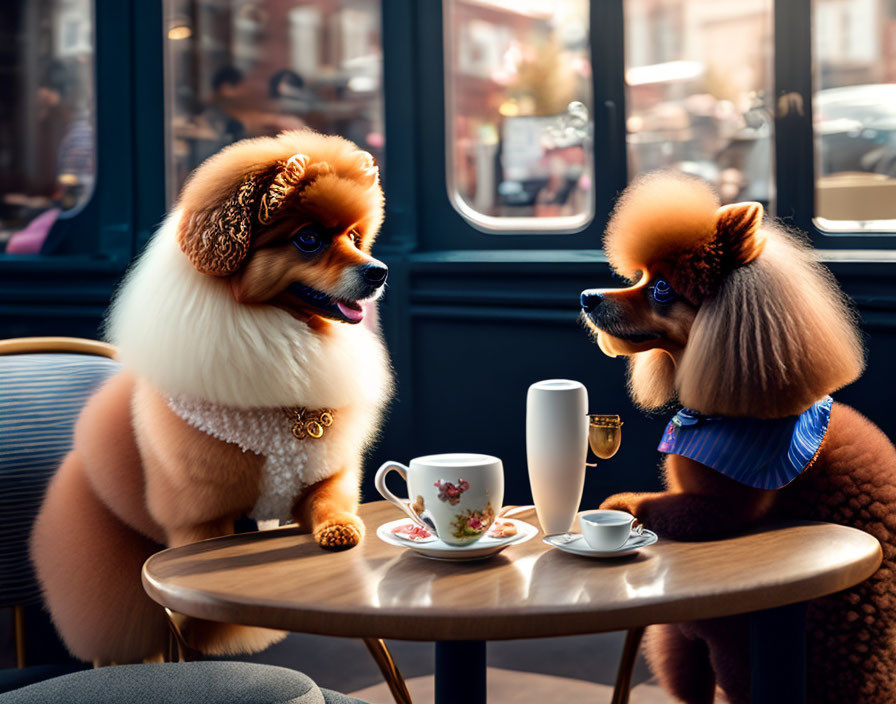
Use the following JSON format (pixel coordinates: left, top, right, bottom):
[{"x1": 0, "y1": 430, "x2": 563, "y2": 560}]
[{"x1": 0, "y1": 661, "x2": 369, "y2": 704}]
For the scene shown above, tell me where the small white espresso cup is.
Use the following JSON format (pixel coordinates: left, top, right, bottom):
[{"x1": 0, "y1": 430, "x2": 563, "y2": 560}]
[
  {"x1": 375, "y1": 453, "x2": 504, "y2": 546},
  {"x1": 580, "y1": 509, "x2": 638, "y2": 551}
]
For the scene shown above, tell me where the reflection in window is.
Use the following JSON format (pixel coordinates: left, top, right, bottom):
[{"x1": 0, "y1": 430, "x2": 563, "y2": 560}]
[
  {"x1": 624, "y1": 0, "x2": 774, "y2": 208},
  {"x1": 0, "y1": 0, "x2": 95, "y2": 255},
  {"x1": 814, "y1": 0, "x2": 896, "y2": 232},
  {"x1": 444, "y1": 0, "x2": 594, "y2": 233},
  {"x1": 164, "y1": 0, "x2": 384, "y2": 203}
]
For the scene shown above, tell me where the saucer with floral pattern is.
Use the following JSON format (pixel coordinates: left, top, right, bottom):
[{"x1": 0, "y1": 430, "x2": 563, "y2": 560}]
[{"x1": 376, "y1": 518, "x2": 537, "y2": 561}]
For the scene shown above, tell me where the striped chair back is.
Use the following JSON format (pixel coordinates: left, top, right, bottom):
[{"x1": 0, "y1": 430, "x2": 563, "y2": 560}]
[{"x1": 0, "y1": 352, "x2": 121, "y2": 607}]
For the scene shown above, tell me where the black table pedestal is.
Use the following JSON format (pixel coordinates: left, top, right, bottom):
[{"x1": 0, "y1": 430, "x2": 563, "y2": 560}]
[
  {"x1": 750, "y1": 602, "x2": 807, "y2": 704},
  {"x1": 435, "y1": 640, "x2": 486, "y2": 704}
]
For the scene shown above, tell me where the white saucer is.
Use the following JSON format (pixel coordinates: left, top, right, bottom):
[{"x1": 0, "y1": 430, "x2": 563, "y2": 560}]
[
  {"x1": 376, "y1": 518, "x2": 538, "y2": 561},
  {"x1": 543, "y1": 529, "x2": 658, "y2": 558}
]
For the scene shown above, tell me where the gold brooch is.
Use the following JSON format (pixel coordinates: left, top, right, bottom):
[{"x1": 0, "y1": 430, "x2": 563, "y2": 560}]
[{"x1": 284, "y1": 407, "x2": 334, "y2": 440}]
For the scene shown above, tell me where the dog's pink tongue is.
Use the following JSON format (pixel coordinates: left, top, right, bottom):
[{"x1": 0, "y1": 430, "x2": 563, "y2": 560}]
[{"x1": 336, "y1": 302, "x2": 365, "y2": 323}]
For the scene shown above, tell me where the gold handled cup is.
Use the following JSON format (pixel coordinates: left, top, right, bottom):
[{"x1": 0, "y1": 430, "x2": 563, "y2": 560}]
[{"x1": 588, "y1": 414, "x2": 623, "y2": 459}]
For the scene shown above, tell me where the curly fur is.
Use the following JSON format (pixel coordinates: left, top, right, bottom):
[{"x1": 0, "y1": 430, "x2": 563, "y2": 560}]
[
  {"x1": 179, "y1": 172, "x2": 262, "y2": 275},
  {"x1": 603, "y1": 172, "x2": 719, "y2": 284},
  {"x1": 588, "y1": 172, "x2": 896, "y2": 703},
  {"x1": 605, "y1": 173, "x2": 769, "y2": 304}
]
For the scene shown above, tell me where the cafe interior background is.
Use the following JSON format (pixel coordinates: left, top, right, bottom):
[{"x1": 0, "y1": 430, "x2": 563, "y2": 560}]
[{"x1": 1, "y1": 0, "x2": 895, "y2": 698}]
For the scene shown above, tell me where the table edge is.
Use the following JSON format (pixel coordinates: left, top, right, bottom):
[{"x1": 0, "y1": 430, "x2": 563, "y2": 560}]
[{"x1": 142, "y1": 527, "x2": 883, "y2": 641}]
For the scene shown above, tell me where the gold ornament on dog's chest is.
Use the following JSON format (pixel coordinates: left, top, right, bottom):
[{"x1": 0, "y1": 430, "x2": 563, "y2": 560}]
[{"x1": 284, "y1": 407, "x2": 334, "y2": 440}]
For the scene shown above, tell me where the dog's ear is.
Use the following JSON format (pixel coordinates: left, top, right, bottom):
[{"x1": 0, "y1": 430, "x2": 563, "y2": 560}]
[
  {"x1": 672, "y1": 200, "x2": 767, "y2": 302},
  {"x1": 258, "y1": 154, "x2": 309, "y2": 224},
  {"x1": 715, "y1": 201, "x2": 765, "y2": 268},
  {"x1": 178, "y1": 172, "x2": 265, "y2": 276},
  {"x1": 179, "y1": 151, "x2": 318, "y2": 275},
  {"x1": 677, "y1": 227, "x2": 865, "y2": 417}
]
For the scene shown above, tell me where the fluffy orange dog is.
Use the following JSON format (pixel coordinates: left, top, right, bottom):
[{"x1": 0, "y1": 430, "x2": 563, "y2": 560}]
[
  {"x1": 581, "y1": 173, "x2": 896, "y2": 703},
  {"x1": 31, "y1": 131, "x2": 393, "y2": 664}
]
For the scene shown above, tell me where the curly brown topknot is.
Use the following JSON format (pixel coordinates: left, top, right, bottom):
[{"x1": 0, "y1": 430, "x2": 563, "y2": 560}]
[{"x1": 604, "y1": 173, "x2": 767, "y2": 304}]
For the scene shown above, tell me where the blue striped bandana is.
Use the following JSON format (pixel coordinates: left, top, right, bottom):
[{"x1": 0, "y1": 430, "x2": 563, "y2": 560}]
[{"x1": 657, "y1": 396, "x2": 833, "y2": 490}]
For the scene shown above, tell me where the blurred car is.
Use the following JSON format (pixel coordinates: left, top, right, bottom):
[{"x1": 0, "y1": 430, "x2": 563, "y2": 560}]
[
  {"x1": 627, "y1": 83, "x2": 896, "y2": 209},
  {"x1": 815, "y1": 84, "x2": 896, "y2": 177}
]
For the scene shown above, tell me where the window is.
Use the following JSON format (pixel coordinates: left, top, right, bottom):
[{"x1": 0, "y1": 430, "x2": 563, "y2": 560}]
[
  {"x1": 624, "y1": 0, "x2": 775, "y2": 209},
  {"x1": 163, "y1": 0, "x2": 385, "y2": 204},
  {"x1": 0, "y1": 0, "x2": 96, "y2": 255},
  {"x1": 813, "y1": 0, "x2": 896, "y2": 232},
  {"x1": 444, "y1": 0, "x2": 595, "y2": 233}
]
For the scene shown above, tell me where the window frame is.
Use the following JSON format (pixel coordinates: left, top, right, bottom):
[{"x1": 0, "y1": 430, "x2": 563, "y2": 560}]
[
  {"x1": 410, "y1": 0, "x2": 627, "y2": 252},
  {"x1": 442, "y1": 0, "x2": 598, "y2": 236},
  {"x1": 2, "y1": 0, "x2": 889, "y2": 276},
  {"x1": 0, "y1": 0, "x2": 165, "y2": 267},
  {"x1": 774, "y1": 0, "x2": 896, "y2": 246},
  {"x1": 404, "y1": 0, "x2": 895, "y2": 255}
]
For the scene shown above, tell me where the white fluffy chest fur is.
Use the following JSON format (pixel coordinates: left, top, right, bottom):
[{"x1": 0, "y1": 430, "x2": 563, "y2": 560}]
[
  {"x1": 107, "y1": 211, "x2": 391, "y2": 411},
  {"x1": 167, "y1": 396, "x2": 341, "y2": 521}
]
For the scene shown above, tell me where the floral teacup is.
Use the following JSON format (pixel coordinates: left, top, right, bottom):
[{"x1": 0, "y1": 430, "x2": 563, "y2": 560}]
[{"x1": 375, "y1": 453, "x2": 504, "y2": 546}]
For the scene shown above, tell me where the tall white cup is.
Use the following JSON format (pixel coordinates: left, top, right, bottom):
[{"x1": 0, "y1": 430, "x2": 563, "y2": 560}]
[{"x1": 526, "y1": 379, "x2": 589, "y2": 535}]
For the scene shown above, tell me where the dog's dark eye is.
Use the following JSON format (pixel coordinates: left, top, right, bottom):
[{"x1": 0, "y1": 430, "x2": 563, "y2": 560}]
[
  {"x1": 651, "y1": 279, "x2": 676, "y2": 304},
  {"x1": 292, "y1": 228, "x2": 323, "y2": 254},
  {"x1": 349, "y1": 230, "x2": 362, "y2": 249}
]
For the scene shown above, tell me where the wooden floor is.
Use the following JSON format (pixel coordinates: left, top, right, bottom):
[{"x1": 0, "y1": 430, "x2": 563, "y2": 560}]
[{"x1": 236, "y1": 631, "x2": 676, "y2": 703}]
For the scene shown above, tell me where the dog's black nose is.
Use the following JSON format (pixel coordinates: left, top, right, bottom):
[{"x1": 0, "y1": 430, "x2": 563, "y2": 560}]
[
  {"x1": 580, "y1": 289, "x2": 603, "y2": 313},
  {"x1": 362, "y1": 262, "x2": 389, "y2": 287}
]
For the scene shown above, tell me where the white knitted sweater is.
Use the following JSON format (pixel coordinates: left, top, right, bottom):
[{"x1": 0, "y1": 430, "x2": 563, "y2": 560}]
[{"x1": 168, "y1": 395, "x2": 338, "y2": 522}]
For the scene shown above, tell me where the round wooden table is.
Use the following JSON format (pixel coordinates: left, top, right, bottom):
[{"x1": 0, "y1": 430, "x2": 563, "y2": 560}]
[{"x1": 143, "y1": 501, "x2": 881, "y2": 704}]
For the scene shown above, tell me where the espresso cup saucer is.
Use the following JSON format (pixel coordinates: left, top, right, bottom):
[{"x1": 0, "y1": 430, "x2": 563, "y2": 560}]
[
  {"x1": 543, "y1": 529, "x2": 658, "y2": 558},
  {"x1": 376, "y1": 518, "x2": 538, "y2": 562}
]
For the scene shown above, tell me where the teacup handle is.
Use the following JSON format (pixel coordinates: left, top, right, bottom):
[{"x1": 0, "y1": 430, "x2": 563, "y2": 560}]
[{"x1": 375, "y1": 461, "x2": 430, "y2": 529}]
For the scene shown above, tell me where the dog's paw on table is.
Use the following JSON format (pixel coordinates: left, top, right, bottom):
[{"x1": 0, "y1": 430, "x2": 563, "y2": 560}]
[
  {"x1": 599, "y1": 492, "x2": 644, "y2": 517},
  {"x1": 314, "y1": 514, "x2": 365, "y2": 550}
]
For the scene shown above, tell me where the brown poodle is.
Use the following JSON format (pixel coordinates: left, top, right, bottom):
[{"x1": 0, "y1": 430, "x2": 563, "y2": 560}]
[
  {"x1": 580, "y1": 173, "x2": 896, "y2": 703},
  {"x1": 30, "y1": 131, "x2": 393, "y2": 664}
]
